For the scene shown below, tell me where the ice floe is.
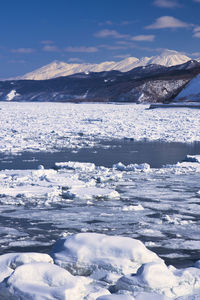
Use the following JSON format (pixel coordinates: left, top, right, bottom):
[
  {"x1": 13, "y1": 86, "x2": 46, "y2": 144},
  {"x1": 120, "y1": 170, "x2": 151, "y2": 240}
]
[
  {"x1": 0, "y1": 233, "x2": 199, "y2": 299},
  {"x1": 50, "y1": 233, "x2": 161, "y2": 278},
  {"x1": 1, "y1": 102, "x2": 200, "y2": 154}
]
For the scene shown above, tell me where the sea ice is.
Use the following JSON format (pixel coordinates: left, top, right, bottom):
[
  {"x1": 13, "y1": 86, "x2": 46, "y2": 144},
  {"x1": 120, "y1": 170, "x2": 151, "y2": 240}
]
[
  {"x1": 50, "y1": 232, "x2": 161, "y2": 278},
  {"x1": 55, "y1": 161, "x2": 96, "y2": 172},
  {"x1": 64, "y1": 186, "x2": 120, "y2": 201},
  {"x1": 0, "y1": 252, "x2": 53, "y2": 283},
  {"x1": 0, "y1": 262, "x2": 93, "y2": 300},
  {"x1": 1, "y1": 102, "x2": 200, "y2": 154},
  {"x1": 115, "y1": 261, "x2": 200, "y2": 298}
]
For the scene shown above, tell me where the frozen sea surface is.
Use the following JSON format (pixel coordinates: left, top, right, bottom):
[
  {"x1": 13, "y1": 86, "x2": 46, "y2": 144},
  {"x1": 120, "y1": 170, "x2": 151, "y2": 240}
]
[
  {"x1": 0, "y1": 158, "x2": 199, "y2": 269},
  {"x1": 0, "y1": 102, "x2": 200, "y2": 154},
  {"x1": 0, "y1": 102, "x2": 200, "y2": 299}
]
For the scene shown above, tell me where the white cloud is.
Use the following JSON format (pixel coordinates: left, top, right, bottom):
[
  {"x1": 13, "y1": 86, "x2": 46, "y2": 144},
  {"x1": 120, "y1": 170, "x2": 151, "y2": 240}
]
[
  {"x1": 193, "y1": 0, "x2": 200, "y2": 2},
  {"x1": 193, "y1": 26, "x2": 200, "y2": 38},
  {"x1": 42, "y1": 45, "x2": 59, "y2": 52},
  {"x1": 193, "y1": 31, "x2": 200, "y2": 38},
  {"x1": 153, "y1": 0, "x2": 180, "y2": 7},
  {"x1": 146, "y1": 16, "x2": 190, "y2": 29},
  {"x1": 193, "y1": 26, "x2": 200, "y2": 32},
  {"x1": 132, "y1": 35, "x2": 155, "y2": 42},
  {"x1": 11, "y1": 48, "x2": 35, "y2": 54},
  {"x1": 65, "y1": 46, "x2": 98, "y2": 53},
  {"x1": 94, "y1": 29, "x2": 129, "y2": 39}
]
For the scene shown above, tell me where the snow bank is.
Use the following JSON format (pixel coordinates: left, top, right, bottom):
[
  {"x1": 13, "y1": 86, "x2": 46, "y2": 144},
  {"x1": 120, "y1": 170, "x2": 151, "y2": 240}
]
[
  {"x1": 0, "y1": 262, "x2": 92, "y2": 300},
  {"x1": 175, "y1": 73, "x2": 200, "y2": 101},
  {"x1": 50, "y1": 233, "x2": 161, "y2": 279},
  {"x1": 116, "y1": 261, "x2": 200, "y2": 298},
  {"x1": 0, "y1": 252, "x2": 53, "y2": 283},
  {"x1": 0, "y1": 234, "x2": 199, "y2": 299}
]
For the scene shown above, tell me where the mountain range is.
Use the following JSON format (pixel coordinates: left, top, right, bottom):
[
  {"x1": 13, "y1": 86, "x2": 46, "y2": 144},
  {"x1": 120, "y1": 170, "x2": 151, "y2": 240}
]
[
  {"x1": 15, "y1": 50, "x2": 194, "y2": 81},
  {"x1": 1, "y1": 57, "x2": 200, "y2": 104}
]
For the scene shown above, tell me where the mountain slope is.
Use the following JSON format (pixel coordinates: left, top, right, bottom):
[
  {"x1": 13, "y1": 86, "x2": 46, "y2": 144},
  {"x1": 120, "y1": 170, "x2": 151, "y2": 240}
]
[
  {"x1": 175, "y1": 73, "x2": 200, "y2": 101},
  {"x1": 2, "y1": 61, "x2": 200, "y2": 104},
  {"x1": 15, "y1": 50, "x2": 191, "y2": 81}
]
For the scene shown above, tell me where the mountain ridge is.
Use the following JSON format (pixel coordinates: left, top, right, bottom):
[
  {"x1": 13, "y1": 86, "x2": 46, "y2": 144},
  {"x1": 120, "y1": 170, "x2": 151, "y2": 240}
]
[
  {"x1": 14, "y1": 50, "x2": 191, "y2": 81},
  {"x1": 2, "y1": 60, "x2": 200, "y2": 104}
]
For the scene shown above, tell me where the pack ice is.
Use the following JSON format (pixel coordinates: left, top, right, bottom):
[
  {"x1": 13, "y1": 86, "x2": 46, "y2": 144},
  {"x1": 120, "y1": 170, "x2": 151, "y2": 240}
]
[{"x1": 0, "y1": 233, "x2": 199, "y2": 299}]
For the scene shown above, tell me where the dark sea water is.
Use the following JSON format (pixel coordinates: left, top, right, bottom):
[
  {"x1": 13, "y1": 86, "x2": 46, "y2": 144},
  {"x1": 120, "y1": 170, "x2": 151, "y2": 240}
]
[
  {"x1": 0, "y1": 139, "x2": 200, "y2": 269},
  {"x1": 1, "y1": 139, "x2": 200, "y2": 170}
]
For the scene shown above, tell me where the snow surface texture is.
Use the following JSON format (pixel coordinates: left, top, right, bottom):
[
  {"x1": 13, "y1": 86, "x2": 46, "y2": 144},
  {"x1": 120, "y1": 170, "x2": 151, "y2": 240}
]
[
  {"x1": 15, "y1": 50, "x2": 191, "y2": 80},
  {"x1": 176, "y1": 74, "x2": 200, "y2": 102},
  {"x1": 0, "y1": 102, "x2": 200, "y2": 154},
  {"x1": 0, "y1": 233, "x2": 199, "y2": 299}
]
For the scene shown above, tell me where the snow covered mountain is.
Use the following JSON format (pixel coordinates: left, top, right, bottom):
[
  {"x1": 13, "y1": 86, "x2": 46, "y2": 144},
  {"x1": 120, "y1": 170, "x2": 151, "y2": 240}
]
[
  {"x1": 15, "y1": 50, "x2": 191, "y2": 80},
  {"x1": 2, "y1": 60, "x2": 200, "y2": 103},
  {"x1": 175, "y1": 73, "x2": 200, "y2": 102}
]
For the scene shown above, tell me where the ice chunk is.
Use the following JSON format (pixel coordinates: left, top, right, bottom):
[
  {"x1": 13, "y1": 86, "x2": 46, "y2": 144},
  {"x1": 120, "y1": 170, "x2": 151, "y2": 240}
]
[
  {"x1": 116, "y1": 261, "x2": 200, "y2": 298},
  {"x1": 183, "y1": 155, "x2": 200, "y2": 163},
  {"x1": 116, "y1": 261, "x2": 177, "y2": 292},
  {"x1": 50, "y1": 233, "x2": 161, "y2": 277},
  {"x1": 55, "y1": 161, "x2": 95, "y2": 172},
  {"x1": 0, "y1": 262, "x2": 91, "y2": 300},
  {"x1": 64, "y1": 186, "x2": 120, "y2": 200},
  {"x1": 122, "y1": 205, "x2": 144, "y2": 211},
  {"x1": 113, "y1": 162, "x2": 150, "y2": 172},
  {"x1": 0, "y1": 252, "x2": 53, "y2": 283}
]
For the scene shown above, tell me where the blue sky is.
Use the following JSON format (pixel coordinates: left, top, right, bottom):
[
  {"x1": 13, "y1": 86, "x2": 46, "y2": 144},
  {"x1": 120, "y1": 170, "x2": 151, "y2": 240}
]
[{"x1": 0, "y1": 0, "x2": 200, "y2": 78}]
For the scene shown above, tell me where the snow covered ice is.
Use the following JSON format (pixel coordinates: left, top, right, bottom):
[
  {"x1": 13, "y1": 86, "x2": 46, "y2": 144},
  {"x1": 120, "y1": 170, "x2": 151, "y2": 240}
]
[
  {"x1": 0, "y1": 102, "x2": 200, "y2": 299},
  {"x1": 0, "y1": 102, "x2": 200, "y2": 154},
  {"x1": 0, "y1": 233, "x2": 200, "y2": 299}
]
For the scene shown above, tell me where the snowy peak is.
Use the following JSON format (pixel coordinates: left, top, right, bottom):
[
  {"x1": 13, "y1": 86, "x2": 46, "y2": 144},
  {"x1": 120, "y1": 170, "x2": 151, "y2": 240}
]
[
  {"x1": 16, "y1": 50, "x2": 192, "y2": 80},
  {"x1": 148, "y1": 50, "x2": 191, "y2": 67}
]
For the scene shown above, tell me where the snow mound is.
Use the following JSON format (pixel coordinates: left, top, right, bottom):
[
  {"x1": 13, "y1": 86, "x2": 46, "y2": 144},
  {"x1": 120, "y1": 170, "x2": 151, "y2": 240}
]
[
  {"x1": 50, "y1": 233, "x2": 161, "y2": 278},
  {"x1": 0, "y1": 262, "x2": 92, "y2": 300},
  {"x1": 116, "y1": 261, "x2": 200, "y2": 298},
  {"x1": 0, "y1": 252, "x2": 53, "y2": 283}
]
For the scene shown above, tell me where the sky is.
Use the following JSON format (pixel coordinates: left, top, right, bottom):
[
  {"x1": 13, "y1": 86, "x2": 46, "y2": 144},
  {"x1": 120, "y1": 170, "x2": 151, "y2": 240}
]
[{"x1": 0, "y1": 0, "x2": 200, "y2": 78}]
